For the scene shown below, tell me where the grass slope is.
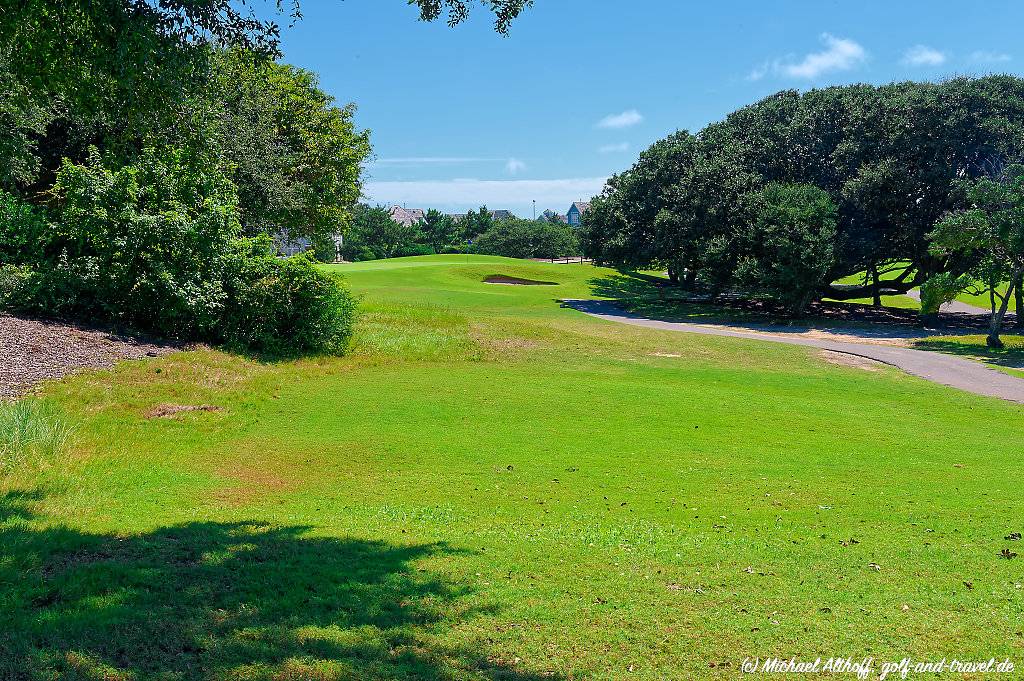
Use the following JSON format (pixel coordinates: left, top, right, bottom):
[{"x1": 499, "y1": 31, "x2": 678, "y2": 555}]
[{"x1": 3, "y1": 255, "x2": 1024, "y2": 679}]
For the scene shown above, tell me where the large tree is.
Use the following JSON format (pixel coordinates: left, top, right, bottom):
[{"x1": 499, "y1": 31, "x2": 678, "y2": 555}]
[
  {"x1": 420, "y1": 209, "x2": 460, "y2": 253},
  {"x1": 212, "y1": 49, "x2": 371, "y2": 242},
  {"x1": 344, "y1": 205, "x2": 419, "y2": 261},
  {"x1": 584, "y1": 77, "x2": 1024, "y2": 311},
  {"x1": 0, "y1": 0, "x2": 529, "y2": 195},
  {"x1": 473, "y1": 218, "x2": 580, "y2": 260},
  {"x1": 930, "y1": 163, "x2": 1024, "y2": 348}
]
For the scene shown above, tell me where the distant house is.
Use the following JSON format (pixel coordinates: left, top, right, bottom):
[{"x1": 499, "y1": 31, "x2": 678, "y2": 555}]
[
  {"x1": 389, "y1": 205, "x2": 426, "y2": 226},
  {"x1": 567, "y1": 201, "x2": 591, "y2": 227},
  {"x1": 448, "y1": 213, "x2": 467, "y2": 223},
  {"x1": 274, "y1": 229, "x2": 344, "y2": 261},
  {"x1": 540, "y1": 209, "x2": 566, "y2": 223},
  {"x1": 275, "y1": 231, "x2": 312, "y2": 257}
]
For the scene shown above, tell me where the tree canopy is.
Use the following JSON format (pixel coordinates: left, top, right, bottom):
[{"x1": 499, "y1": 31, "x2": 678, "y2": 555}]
[
  {"x1": 213, "y1": 49, "x2": 371, "y2": 241},
  {"x1": 582, "y1": 76, "x2": 1024, "y2": 310},
  {"x1": 930, "y1": 163, "x2": 1024, "y2": 346}
]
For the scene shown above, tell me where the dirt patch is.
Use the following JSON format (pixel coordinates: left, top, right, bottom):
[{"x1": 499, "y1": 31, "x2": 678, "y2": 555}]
[
  {"x1": 650, "y1": 352, "x2": 683, "y2": 358},
  {"x1": 145, "y1": 404, "x2": 224, "y2": 419},
  {"x1": 483, "y1": 274, "x2": 558, "y2": 286},
  {"x1": 818, "y1": 350, "x2": 884, "y2": 372},
  {"x1": 1, "y1": 315, "x2": 181, "y2": 400}
]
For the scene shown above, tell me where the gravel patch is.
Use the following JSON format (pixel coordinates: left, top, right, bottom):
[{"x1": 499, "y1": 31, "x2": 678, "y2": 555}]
[{"x1": 0, "y1": 315, "x2": 180, "y2": 400}]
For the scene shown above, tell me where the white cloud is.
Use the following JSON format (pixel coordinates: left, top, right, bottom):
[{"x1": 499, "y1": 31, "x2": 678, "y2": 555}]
[
  {"x1": 750, "y1": 33, "x2": 867, "y2": 81},
  {"x1": 598, "y1": 142, "x2": 630, "y2": 154},
  {"x1": 364, "y1": 177, "x2": 608, "y2": 214},
  {"x1": 970, "y1": 50, "x2": 1012, "y2": 64},
  {"x1": 596, "y1": 109, "x2": 644, "y2": 129},
  {"x1": 902, "y1": 45, "x2": 947, "y2": 67},
  {"x1": 505, "y1": 158, "x2": 526, "y2": 175},
  {"x1": 746, "y1": 63, "x2": 771, "y2": 81}
]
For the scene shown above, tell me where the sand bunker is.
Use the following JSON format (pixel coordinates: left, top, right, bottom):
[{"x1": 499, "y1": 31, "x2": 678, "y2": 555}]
[{"x1": 483, "y1": 275, "x2": 558, "y2": 286}]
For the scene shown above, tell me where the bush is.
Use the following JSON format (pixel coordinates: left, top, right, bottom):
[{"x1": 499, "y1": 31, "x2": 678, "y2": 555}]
[
  {"x1": 221, "y1": 244, "x2": 358, "y2": 356},
  {"x1": 0, "y1": 264, "x2": 31, "y2": 311},
  {"x1": 473, "y1": 219, "x2": 580, "y2": 259},
  {"x1": 920, "y1": 272, "x2": 971, "y2": 318},
  {"x1": 396, "y1": 243, "x2": 434, "y2": 258},
  {"x1": 0, "y1": 191, "x2": 49, "y2": 265},
  {"x1": 736, "y1": 183, "x2": 838, "y2": 314},
  {"x1": 38, "y1": 146, "x2": 241, "y2": 338},
  {"x1": 4, "y1": 147, "x2": 358, "y2": 357}
]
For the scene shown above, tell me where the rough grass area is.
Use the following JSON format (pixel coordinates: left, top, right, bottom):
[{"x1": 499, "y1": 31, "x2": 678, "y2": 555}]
[
  {"x1": 0, "y1": 399, "x2": 73, "y2": 470},
  {"x1": 2, "y1": 255, "x2": 1023, "y2": 679}
]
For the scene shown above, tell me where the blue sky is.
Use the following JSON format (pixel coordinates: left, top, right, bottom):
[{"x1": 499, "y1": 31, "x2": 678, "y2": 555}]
[{"x1": 277, "y1": 0, "x2": 1024, "y2": 216}]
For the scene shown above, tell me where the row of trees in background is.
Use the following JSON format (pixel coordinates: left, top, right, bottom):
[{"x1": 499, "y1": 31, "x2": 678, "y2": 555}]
[
  {"x1": 581, "y1": 76, "x2": 1024, "y2": 346},
  {"x1": 336, "y1": 206, "x2": 580, "y2": 262}
]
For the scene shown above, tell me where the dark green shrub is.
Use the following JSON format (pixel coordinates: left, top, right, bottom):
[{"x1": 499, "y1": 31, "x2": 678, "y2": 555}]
[
  {"x1": 0, "y1": 264, "x2": 31, "y2": 311},
  {"x1": 0, "y1": 191, "x2": 49, "y2": 265},
  {"x1": 396, "y1": 243, "x2": 434, "y2": 257},
  {"x1": 8, "y1": 147, "x2": 358, "y2": 357},
  {"x1": 221, "y1": 243, "x2": 358, "y2": 357},
  {"x1": 43, "y1": 146, "x2": 241, "y2": 338},
  {"x1": 473, "y1": 219, "x2": 580, "y2": 259},
  {"x1": 737, "y1": 183, "x2": 839, "y2": 314}
]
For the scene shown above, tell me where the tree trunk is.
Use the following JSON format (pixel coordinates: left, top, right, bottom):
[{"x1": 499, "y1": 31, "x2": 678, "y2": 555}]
[
  {"x1": 684, "y1": 267, "x2": 697, "y2": 291},
  {"x1": 667, "y1": 266, "x2": 679, "y2": 285},
  {"x1": 987, "y1": 278, "x2": 1017, "y2": 349},
  {"x1": 1016, "y1": 274, "x2": 1023, "y2": 329},
  {"x1": 792, "y1": 290, "x2": 814, "y2": 318},
  {"x1": 870, "y1": 264, "x2": 882, "y2": 307}
]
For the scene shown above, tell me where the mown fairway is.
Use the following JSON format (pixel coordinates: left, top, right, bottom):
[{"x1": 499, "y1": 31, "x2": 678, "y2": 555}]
[{"x1": 3, "y1": 255, "x2": 1024, "y2": 679}]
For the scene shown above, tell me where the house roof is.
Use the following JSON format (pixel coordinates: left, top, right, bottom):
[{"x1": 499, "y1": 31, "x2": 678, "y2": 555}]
[
  {"x1": 570, "y1": 201, "x2": 592, "y2": 214},
  {"x1": 389, "y1": 206, "x2": 425, "y2": 226}
]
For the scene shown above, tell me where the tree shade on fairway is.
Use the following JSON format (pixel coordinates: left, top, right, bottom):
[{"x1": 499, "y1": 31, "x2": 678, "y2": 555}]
[{"x1": 2, "y1": 256, "x2": 1023, "y2": 678}]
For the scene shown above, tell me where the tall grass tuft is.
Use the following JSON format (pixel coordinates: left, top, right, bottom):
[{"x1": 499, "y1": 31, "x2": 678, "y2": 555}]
[{"x1": 0, "y1": 400, "x2": 74, "y2": 469}]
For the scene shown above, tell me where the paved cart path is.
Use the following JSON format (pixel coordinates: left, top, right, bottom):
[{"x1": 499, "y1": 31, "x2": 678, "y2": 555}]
[{"x1": 564, "y1": 300, "x2": 1024, "y2": 404}]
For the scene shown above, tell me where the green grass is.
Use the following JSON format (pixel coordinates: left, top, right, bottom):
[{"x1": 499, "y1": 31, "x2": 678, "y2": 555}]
[
  {"x1": 3, "y1": 255, "x2": 1024, "y2": 679},
  {"x1": 914, "y1": 334, "x2": 1024, "y2": 377},
  {"x1": 828, "y1": 265, "x2": 920, "y2": 310},
  {"x1": 0, "y1": 399, "x2": 74, "y2": 470},
  {"x1": 954, "y1": 287, "x2": 1017, "y2": 312},
  {"x1": 821, "y1": 294, "x2": 919, "y2": 310}
]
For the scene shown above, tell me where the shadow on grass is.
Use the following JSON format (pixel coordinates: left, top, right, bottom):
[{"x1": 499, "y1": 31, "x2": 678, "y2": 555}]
[
  {"x1": 584, "y1": 272, "x2": 1000, "y2": 337},
  {"x1": 584, "y1": 271, "x2": 758, "y2": 325},
  {"x1": 913, "y1": 336, "x2": 1024, "y2": 369},
  {"x1": 0, "y1": 491, "x2": 557, "y2": 680},
  {"x1": 587, "y1": 270, "x2": 673, "y2": 300}
]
